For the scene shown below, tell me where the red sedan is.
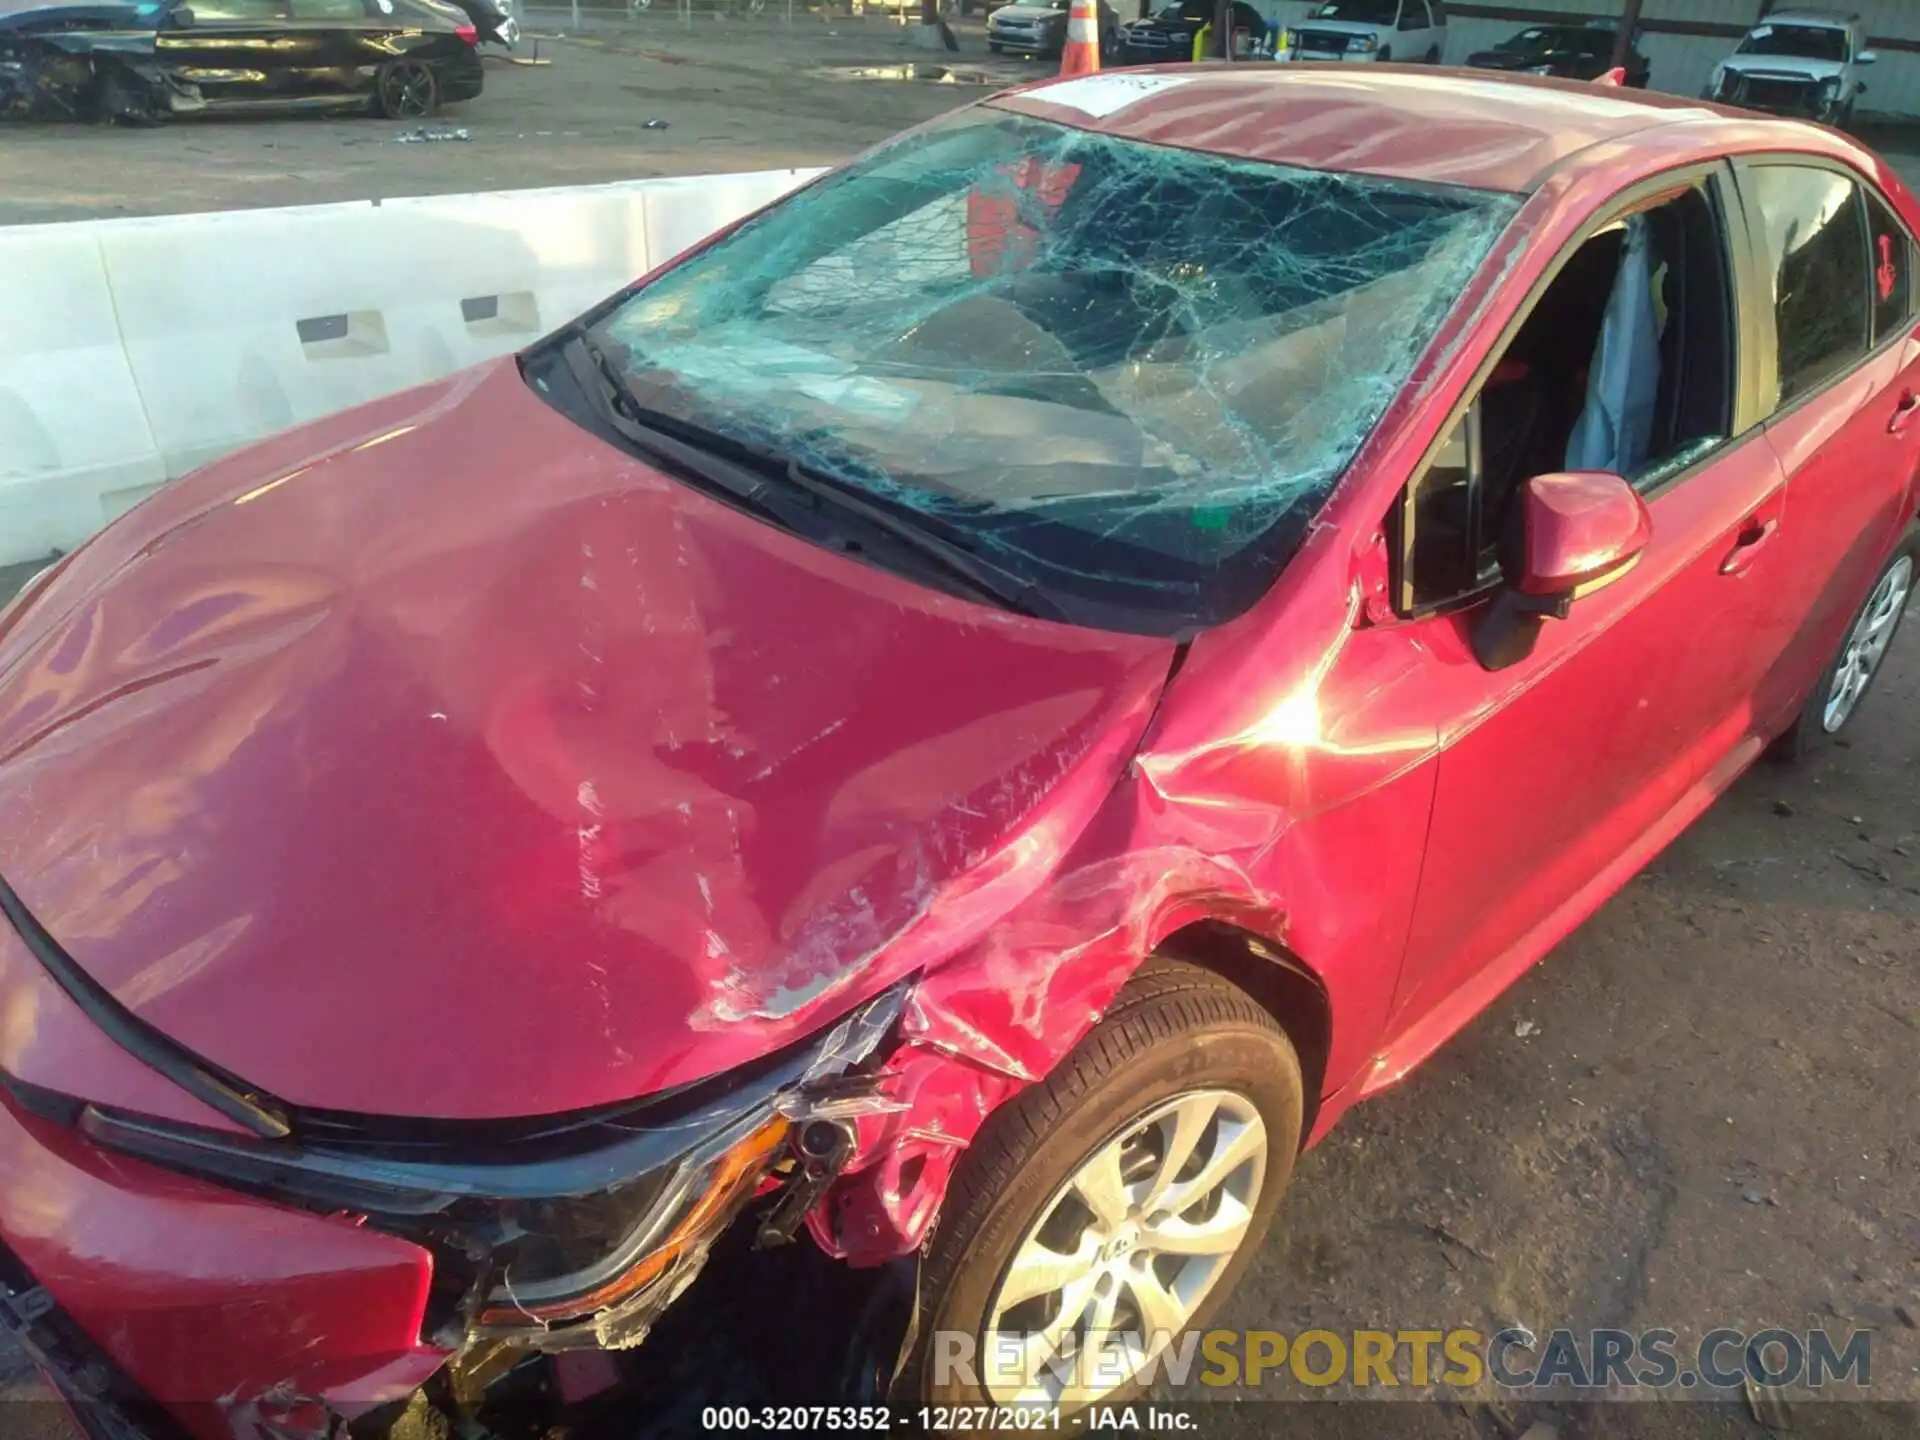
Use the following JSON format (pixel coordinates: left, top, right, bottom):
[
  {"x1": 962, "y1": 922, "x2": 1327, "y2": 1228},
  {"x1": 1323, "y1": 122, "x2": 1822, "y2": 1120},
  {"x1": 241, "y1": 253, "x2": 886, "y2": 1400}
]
[{"x1": 0, "y1": 64, "x2": 1915, "y2": 1432}]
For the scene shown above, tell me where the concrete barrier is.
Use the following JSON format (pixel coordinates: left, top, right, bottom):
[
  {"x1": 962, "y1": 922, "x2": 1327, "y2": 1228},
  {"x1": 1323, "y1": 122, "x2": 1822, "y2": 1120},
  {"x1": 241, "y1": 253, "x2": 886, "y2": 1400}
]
[{"x1": 0, "y1": 168, "x2": 822, "y2": 568}]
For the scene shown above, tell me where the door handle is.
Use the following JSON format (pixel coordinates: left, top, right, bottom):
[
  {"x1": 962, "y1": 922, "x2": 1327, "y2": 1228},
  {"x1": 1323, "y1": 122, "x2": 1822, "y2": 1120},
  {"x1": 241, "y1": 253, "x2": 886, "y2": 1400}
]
[
  {"x1": 1720, "y1": 516, "x2": 1779, "y2": 576},
  {"x1": 1891, "y1": 390, "x2": 1920, "y2": 434}
]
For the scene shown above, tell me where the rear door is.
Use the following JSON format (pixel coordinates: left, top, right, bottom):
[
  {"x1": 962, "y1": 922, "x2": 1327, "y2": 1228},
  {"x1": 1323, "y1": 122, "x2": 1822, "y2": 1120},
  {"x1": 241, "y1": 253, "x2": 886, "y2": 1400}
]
[
  {"x1": 1730, "y1": 158, "x2": 1920, "y2": 733},
  {"x1": 283, "y1": 0, "x2": 378, "y2": 101}
]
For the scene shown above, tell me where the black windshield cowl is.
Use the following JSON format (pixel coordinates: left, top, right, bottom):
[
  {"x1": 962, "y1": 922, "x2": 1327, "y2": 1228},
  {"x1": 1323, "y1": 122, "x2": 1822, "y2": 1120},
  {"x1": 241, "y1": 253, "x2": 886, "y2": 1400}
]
[{"x1": 525, "y1": 331, "x2": 1072, "y2": 624}]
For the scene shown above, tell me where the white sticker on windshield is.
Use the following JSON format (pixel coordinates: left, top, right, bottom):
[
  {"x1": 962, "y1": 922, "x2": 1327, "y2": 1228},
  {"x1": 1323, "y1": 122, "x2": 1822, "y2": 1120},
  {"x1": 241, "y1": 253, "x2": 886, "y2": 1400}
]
[{"x1": 1034, "y1": 73, "x2": 1201, "y2": 119}]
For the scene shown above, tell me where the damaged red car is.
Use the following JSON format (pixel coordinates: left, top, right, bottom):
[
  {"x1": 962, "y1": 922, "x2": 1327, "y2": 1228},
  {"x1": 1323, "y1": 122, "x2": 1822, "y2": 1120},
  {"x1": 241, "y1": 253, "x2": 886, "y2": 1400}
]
[{"x1": 3, "y1": 64, "x2": 1918, "y2": 1438}]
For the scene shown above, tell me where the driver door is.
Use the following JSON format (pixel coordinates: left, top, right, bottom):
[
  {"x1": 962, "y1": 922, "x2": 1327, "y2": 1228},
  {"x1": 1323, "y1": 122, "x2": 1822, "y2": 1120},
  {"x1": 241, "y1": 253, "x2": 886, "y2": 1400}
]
[
  {"x1": 1382, "y1": 164, "x2": 1792, "y2": 1053},
  {"x1": 156, "y1": 0, "x2": 296, "y2": 103}
]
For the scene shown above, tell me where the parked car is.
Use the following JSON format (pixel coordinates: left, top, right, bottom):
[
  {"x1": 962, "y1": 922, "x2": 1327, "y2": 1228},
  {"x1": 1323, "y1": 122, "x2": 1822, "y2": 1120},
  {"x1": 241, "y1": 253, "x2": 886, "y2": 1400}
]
[
  {"x1": 0, "y1": 0, "x2": 483, "y2": 123},
  {"x1": 1706, "y1": 7, "x2": 1876, "y2": 126},
  {"x1": 987, "y1": 0, "x2": 1117, "y2": 59},
  {"x1": 1115, "y1": 0, "x2": 1261, "y2": 64},
  {"x1": 1467, "y1": 21, "x2": 1650, "y2": 87},
  {"x1": 1282, "y1": 0, "x2": 1446, "y2": 64},
  {"x1": 2, "y1": 65, "x2": 1918, "y2": 1433}
]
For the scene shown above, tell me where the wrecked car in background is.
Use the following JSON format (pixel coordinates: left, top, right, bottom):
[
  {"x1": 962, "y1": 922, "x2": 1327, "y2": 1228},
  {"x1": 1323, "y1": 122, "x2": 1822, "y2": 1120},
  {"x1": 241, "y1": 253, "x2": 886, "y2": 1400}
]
[
  {"x1": 0, "y1": 0, "x2": 481, "y2": 124},
  {"x1": 4, "y1": 63, "x2": 1920, "y2": 1438}
]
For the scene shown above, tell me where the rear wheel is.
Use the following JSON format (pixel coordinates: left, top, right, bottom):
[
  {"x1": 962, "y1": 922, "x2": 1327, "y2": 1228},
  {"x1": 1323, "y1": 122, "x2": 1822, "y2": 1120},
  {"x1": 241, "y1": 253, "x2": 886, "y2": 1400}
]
[
  {"x1": 901, "y1": 958, "x2": 1303, "y2": 1410},
  {"x1": 1424, "y1": 44, "x2": 1438, "y2": 63},
  {"x1": 375, "y1": 59, "x2": 440, "y2": 119},
  {"x1": 1773, "y1": 527, "x2": 1917, "y2": 761}
]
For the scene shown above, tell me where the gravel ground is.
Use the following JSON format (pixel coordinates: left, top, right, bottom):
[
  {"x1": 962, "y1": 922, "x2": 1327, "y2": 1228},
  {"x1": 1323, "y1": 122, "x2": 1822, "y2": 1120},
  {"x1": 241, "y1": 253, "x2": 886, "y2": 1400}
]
[{"x1": 2, "y1": 25, "x2": 1918, "y2": 1437}]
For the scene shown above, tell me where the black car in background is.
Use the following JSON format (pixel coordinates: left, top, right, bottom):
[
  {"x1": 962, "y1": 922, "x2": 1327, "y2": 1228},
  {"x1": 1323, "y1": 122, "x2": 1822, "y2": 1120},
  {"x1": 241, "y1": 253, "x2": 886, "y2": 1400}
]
[
  {"x1": 1116, "y1": 0, "x2": 1262, "y2": 64},
  {"x1": 1466, "y1": 22, "x2": 1650, "y2": 86},
  {"x1": 986, "y1": 0, "x2": 1118, "y2": 59},
  {"x1": 0, "y1": 0, "x2": 482, "y2": 123}
]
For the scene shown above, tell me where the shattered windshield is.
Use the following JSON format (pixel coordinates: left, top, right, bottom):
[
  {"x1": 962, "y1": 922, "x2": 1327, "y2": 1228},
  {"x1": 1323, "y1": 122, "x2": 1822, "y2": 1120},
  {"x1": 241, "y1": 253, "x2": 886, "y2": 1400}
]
[
  {"x1": 576, "y1": 112, "x2": 1517, "y2": 634},
  {"x1": 1738, "y1": 24, "x2": 1848, "y2": 62}
]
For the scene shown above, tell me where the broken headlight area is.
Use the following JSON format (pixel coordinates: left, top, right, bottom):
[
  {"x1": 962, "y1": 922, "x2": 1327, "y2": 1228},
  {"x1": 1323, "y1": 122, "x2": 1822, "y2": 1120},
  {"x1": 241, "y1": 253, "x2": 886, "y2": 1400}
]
[
  {"x1": 0, "y1": 39, "x2": 201, "y2": 123},
  {"x1": 76, "y1": 984, "x2": 906, "y2": 1354}
]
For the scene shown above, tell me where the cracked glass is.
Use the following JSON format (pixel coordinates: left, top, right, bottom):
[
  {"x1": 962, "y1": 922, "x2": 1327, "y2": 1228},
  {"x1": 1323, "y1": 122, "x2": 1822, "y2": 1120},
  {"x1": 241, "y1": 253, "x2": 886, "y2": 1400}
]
[{"x1": 588, "y1": 111, "x2": 1519, "y2": 635}]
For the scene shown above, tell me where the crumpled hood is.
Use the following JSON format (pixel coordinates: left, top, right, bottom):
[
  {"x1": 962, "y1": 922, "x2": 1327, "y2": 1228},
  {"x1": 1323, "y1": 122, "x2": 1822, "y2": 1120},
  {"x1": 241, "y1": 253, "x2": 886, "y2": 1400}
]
[
  {"x1": 0, "y1": 360, "x2": 1174, "y2": 1119},
  {"x1": 1718, "y1": 55, "x2": 1846, "y2": 82}
]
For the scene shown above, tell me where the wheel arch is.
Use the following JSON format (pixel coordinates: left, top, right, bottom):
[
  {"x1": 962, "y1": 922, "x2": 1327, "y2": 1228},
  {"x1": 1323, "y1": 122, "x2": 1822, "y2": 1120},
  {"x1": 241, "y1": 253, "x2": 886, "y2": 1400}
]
[{"x1": 1153, "y1": 918, "x2": 1332, "y2": 1147}]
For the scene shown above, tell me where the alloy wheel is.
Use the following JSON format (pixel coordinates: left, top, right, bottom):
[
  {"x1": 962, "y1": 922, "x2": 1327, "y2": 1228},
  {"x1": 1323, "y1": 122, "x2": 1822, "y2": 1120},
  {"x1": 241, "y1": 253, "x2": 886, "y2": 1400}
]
[
  {"x1": 980, "y1": 1089, "x2": 1267, "y2": 1405},
  {"x1": 1823, "y1": 555, "x2": 1913, "y2": 733},
  {"x1": 382, "y1": 62, "x2": 437, "y2": 119}
]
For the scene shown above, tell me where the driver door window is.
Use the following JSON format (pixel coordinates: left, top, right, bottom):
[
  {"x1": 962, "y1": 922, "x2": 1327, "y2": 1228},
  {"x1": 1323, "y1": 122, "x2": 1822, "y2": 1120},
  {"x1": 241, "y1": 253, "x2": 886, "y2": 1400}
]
[
  {"x1": 185, "y1": 0, "x2": 289, "y2": 18},
  {"x1": 1399, "y1": 0, "x2": 1428, "y2": 30},
  {"x1": 1397, "y1": 178, "x2": 1737, "y2": 611}
]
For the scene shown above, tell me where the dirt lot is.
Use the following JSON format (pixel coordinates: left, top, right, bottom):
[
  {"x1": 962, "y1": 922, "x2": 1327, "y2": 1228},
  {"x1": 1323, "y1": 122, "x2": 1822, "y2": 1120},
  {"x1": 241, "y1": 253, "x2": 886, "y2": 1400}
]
[
  {"x1": 0, "y1": 10, "x2": 1035, "y2": 225},
  {"x1": 3, "y1": 20, "x2": 1920, "y2": 1438}
]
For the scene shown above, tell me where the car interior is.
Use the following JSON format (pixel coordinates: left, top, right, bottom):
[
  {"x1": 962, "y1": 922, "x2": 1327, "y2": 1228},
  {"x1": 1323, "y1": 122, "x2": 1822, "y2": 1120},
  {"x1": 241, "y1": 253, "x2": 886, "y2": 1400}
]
[{"x1": 1402, "y1": 183, "x2": 1736, "y2": 608}]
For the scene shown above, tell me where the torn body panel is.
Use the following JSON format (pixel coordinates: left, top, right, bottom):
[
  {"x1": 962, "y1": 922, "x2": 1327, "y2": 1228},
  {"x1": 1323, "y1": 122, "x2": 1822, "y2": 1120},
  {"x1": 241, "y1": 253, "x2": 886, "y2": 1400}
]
[
  {"x1": 0, "y1": 31, "x2": 202, "y2": 121},
  {"x1": 813, "y1": 527, "x2": 1449, "y2": 1262}
]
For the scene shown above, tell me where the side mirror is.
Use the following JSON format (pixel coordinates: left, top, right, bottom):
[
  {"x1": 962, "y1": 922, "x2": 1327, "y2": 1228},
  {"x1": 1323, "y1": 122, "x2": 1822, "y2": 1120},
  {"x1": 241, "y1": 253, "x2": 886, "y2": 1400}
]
[
  {"x1": 1859, "y1": 50, "x2": 1878, "y2": 66},
  {"x1": 1472, "y1": 471, "x2": 1652, "y2": 672},
  {"x1": 169, "y1": 5, "x2": 196, "y2": 24}
]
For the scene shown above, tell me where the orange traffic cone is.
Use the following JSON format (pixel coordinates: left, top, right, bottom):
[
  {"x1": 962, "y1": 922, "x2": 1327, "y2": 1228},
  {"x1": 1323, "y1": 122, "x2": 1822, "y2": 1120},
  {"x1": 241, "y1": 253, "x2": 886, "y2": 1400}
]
[
  {"x1": 1596, "y1": 65, "x2": 1626, "y2": 86},
  {"x1": 1059, "y1": 0, "x2": 1099, "y2": 76}
]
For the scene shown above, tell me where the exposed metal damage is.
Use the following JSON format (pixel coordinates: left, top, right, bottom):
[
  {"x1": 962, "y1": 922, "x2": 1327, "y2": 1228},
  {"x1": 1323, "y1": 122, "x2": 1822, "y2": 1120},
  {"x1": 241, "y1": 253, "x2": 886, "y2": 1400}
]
[{"x1": 0, "y1": 22, "x2": 203, "y2": 124}]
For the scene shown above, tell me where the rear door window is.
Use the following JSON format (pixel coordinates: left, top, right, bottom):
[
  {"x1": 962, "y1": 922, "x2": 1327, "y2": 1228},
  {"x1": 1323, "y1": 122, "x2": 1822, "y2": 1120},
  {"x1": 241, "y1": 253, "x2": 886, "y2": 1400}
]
[{"x1": 1746, "y1": 165, "x2": 1872, "y2": 407}]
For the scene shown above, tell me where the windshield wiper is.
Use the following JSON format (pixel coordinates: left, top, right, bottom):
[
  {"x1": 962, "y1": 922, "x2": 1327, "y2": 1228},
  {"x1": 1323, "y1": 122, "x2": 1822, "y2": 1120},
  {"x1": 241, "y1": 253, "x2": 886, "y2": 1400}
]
[{"x1": 549, "y1": 330, "x2": 1068, "y2": 623}]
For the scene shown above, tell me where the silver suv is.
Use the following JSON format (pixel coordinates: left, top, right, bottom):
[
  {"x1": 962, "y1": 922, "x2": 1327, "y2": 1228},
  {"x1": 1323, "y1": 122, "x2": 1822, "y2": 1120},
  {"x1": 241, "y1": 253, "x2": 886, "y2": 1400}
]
[
  {"x1": 1707, "y1": 8, "x2": 1878, "y2": 127},
  {"x1": 1283, "y1": 0, "x2": 1447, "y2": 65}
]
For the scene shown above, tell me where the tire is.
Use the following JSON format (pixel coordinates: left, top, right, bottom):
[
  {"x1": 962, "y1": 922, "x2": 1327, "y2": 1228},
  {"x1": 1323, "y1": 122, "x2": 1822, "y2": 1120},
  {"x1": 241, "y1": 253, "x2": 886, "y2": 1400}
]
[
  {"x1": 1772, "y1": 526, "x2": 1917, "y2": 762},
  {"x1": 374, "y1": 59, "x2": 440, "y2": 120},
  {"x1": 1424, "y1": 44, "x2": 1438, "y2": 63},
  {"x1": 900, "y1": 958, "x2": 1303, "y2": 1411},
  {"x1": 1376, "y1": 46, "x2": 1391, "y2": 61},
  {"x1": 988, "y1": 40, "x2": 1002, "y2": 52}
]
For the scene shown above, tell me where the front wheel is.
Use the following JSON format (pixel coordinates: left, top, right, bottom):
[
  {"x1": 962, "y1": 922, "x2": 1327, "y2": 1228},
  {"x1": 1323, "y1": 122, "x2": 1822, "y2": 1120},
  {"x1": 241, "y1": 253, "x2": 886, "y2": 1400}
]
[
  {"x1": 1774, "y1": 527, "x2": 1916, "y2": 761},
  {"x1": 901, "y1": 958, "x2": 1303, "y2": 1410},
  {"x1": 1423, "y1": 44, "x2": 1438, "y2": 63},
  {"x1": 374, "y1": 59, "x2": 440, "y2": 119}
]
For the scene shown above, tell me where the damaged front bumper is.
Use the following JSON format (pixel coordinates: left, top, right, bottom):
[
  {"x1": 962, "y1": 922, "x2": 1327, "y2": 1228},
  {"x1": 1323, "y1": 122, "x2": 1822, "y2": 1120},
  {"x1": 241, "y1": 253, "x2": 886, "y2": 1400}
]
[
  {"x1": 0, "y1": 985, "x2": 906, "y2": 1438},
  {"x1": 0, "y1": 35, "x2": 203, "y2": 121}
]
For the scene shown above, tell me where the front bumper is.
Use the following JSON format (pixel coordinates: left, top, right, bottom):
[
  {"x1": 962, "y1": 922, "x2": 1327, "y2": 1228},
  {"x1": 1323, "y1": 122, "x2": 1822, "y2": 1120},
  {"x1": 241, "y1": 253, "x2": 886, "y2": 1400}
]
[
  {"x1": 988, "y1": 29, "x2": 1054, "y2": 53},
  {"x1": 0, "y1": 1242, "x2": 191, "y2": 1440},
  {"x1": 0, "y1": 1086, "x2": 446, "y2": 1440},
  {"x1": 1283, "y1": 46, "x2": 1378, "y2": 62}
]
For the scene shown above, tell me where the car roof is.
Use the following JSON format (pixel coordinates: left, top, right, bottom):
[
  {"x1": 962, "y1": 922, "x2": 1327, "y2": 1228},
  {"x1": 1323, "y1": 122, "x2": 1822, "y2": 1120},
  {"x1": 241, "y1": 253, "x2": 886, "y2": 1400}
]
[{"x1": 991, "y1": 66, "x2": 1766, "y2": 194}]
